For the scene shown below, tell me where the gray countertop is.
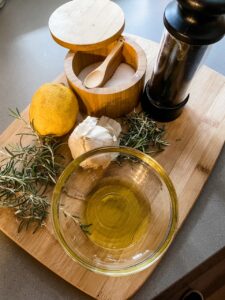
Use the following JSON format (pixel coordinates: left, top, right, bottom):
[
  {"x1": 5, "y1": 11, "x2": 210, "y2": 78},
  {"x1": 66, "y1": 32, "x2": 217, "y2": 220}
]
[{"x1": 0, "y1": 1, "x2": 225, "y2": 299}]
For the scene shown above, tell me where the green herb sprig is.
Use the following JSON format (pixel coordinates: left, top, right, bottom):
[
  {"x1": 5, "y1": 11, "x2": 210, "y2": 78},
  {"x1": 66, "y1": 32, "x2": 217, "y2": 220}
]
[
  {"x1": 120, "y1": 112, "x2": 169, "y2": 153},
  {"x1": 62, "y1": 209, "x2": 92, "y2": 235},
  {"x1": 0, "y1": 109, "x2": 64, "y2": 233}
]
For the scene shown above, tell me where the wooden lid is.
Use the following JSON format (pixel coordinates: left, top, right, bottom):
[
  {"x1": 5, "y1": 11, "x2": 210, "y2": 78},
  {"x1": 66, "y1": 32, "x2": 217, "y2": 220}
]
[{"x1": 48, "y1": 0, "x2": 125, "y2": 51}]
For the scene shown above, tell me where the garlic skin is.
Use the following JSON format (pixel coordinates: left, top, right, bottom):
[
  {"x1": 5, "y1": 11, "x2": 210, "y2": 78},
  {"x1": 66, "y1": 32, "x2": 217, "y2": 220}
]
[{"x1": 68, "y1": 116, "x2": 121, "y2": 168}]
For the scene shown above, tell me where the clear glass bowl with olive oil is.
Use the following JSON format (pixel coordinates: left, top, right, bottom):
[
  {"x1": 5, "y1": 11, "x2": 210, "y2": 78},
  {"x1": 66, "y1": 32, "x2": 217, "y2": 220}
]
[{"x1": 52, "y1": 147, "x2": 178, "y2": 276}]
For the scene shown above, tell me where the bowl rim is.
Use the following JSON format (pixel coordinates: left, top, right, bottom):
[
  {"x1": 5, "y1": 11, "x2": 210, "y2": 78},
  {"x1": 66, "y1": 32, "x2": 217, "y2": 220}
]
[
  {"x1": 51, "y1": 146, "x2": 178, "y2": 276},
  {"x1": 64, "y1": 35, "x2": 147, "y2": 95}
]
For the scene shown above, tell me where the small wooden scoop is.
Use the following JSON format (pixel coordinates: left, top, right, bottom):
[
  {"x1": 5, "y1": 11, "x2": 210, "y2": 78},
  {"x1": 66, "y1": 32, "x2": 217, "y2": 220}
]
[{"x1": 84, "y1": 38, "x2": 124, "y2": 89}]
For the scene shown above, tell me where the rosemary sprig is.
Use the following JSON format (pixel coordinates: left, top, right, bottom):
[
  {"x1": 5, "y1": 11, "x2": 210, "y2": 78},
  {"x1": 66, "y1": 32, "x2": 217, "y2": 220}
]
[
  {"x1": 120, "y1": 112, "x2": 169, "y2": 153},
  {"x1": 80, "y1": 223, "x2": 92, "y2": 235},
  {"x1": 0, "y1": 109, "x2": 65, "y2": 233},
  {"x1": 62, "y1": 209, "x2": 92, "y2": 235}
]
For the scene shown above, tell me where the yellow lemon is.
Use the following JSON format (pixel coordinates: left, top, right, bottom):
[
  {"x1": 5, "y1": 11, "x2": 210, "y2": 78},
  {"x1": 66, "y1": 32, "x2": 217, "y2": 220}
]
[{"x1": 29, "y1": 83, "x2": 78, "y2": 136}]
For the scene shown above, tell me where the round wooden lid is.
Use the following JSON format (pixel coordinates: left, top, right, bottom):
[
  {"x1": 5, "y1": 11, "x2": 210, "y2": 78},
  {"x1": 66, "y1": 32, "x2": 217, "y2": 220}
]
[{"x1": 48, "y1": 0, "x2": 125, "y2": 51}]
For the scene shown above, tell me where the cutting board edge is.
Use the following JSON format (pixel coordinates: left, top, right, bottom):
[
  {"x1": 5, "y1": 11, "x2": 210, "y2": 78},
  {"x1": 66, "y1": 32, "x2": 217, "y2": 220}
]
[{"x1": 0, "y1": 35, "x2": 225, "y2": 300}]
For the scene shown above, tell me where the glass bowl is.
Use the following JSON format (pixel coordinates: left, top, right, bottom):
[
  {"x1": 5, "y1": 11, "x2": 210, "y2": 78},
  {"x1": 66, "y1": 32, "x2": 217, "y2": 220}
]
[{"x1": 52, "y1": 146, "x2": 178, "y2": 276}]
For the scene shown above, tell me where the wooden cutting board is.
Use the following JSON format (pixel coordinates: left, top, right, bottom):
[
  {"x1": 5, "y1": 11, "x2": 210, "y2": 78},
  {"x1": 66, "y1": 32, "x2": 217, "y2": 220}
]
[{"x1": 0, "y1": 36, "x2": 225, "y2": 300}]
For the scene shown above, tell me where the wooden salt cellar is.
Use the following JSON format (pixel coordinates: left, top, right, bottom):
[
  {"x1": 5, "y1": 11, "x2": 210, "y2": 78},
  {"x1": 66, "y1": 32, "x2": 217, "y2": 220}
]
[{"x1": 49, "y1": 0, "x2": 147, "y2": 118}]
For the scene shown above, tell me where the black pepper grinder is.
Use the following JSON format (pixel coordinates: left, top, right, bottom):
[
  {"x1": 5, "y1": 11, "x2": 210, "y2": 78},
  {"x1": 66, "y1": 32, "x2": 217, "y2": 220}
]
[{"x1": 142, "y1": 0, "x2": 225, "y2": 122}]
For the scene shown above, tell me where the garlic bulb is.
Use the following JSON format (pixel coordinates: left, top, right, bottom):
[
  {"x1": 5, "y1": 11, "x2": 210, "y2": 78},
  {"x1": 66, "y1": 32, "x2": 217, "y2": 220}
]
[{"x1": 68, "y1": 116, "x2": 121, "y2": 168}]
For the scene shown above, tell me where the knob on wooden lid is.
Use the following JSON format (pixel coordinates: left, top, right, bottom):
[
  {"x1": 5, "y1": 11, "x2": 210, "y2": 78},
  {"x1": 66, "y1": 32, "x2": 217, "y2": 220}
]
[{"x1": 48, "y1": 0, "x2": 125, "y2": 51}]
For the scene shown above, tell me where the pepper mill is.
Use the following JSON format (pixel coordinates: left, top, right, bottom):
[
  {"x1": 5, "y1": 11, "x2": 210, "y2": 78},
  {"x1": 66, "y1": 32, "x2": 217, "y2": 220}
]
[{"x1": 142, "y1": 0, "x2": 225, "y2": 122}]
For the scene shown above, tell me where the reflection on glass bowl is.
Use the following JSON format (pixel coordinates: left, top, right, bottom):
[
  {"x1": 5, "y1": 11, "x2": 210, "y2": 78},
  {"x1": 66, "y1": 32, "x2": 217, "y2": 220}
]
[{"x1": 52, "y1": 146, "x2": 178, "y2": 276}]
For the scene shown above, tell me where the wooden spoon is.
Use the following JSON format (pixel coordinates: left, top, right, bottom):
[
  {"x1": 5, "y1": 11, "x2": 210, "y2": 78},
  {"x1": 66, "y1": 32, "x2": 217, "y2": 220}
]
[{"x1": 84, "y1": 38, "x2": 124, "y2": 89}]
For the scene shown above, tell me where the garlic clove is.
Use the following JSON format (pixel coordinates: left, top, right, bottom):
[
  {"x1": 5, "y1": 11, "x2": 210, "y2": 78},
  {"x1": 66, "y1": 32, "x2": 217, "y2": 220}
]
[
  {"x1": 68, "y1": 116, "x2": 122, "y2": 169},
  {"x1": 82, "y1": 138, "x2": 113, "y2": 169},
  {"x1": 73, "y1": 116, "x2": 98, "y2": 137},
  {"x1": 68, "y1": 135, "x2": 85, "y2": 159},
  {"x1": 98, "y1": 116, "x2": 121, "y2": 138},
  {"x1": 86, "y1": 125, "x2": 112, "y2": 141}
]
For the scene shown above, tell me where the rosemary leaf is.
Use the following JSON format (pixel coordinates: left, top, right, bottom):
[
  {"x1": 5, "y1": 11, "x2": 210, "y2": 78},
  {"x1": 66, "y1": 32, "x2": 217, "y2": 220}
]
[
  {"x1": 0, "y1": 109, "x2": 65, "y2": 233},
  {"x1": 80, "y1": 223, "x2": 92, "y2": 235},
  {"x1": 120, "y1": 112, "x2": 169, "y2": 154},
  {"x1": 62, "y1": 209, "x2": 92, "y2": 235}
]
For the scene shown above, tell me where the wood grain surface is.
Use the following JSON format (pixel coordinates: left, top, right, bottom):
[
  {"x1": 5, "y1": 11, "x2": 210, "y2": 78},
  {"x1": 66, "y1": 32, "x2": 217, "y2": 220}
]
[
  {"x1": 0, "y1": 36, "x2": 225, "y2": 300},
  {"x1": 49, "y1": 0, "x2": 125, "y2": 51},
  {"x1": 154, "y1": 247, "x2": 225, "y2": 299},
  {"x1": 65, "y1": 35, "x2": 147, "y2": 118},
  {"x1": 83, "y1": 38, "x2": 124, "y2": 88}
]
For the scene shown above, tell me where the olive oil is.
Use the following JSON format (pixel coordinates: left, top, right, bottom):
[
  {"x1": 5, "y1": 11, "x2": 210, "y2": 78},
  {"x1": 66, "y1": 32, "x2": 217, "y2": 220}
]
[{"x1": 85, "y1": 178, "x2": 150, "y2": 249}]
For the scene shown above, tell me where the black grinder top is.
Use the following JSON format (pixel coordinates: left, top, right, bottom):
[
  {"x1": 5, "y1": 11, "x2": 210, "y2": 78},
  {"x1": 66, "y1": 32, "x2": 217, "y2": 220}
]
[
  {"x1": 164, "y1": 0, "x2": 225, "y2": 45},
  {"x1": 142, "y1": 0, "x2": 225, "y2": 122}
]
